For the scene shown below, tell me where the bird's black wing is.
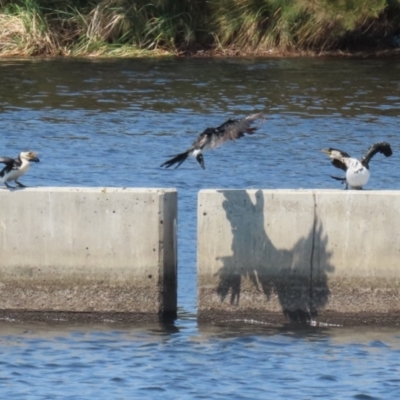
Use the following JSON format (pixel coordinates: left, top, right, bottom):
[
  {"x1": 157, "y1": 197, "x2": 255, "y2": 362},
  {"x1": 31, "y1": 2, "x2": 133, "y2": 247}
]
[
  {"x1": 331, "y1": 158, "x2": 348, "y2": 171},
  {"x1": 361, "y1": 142, "x2": 393, "y2": 168},
  {"x1": 195, "y1": 112, "x2": 265, "y2": 150},
  {"x1": 0, "y1": 157, "x2": 18, "y2": 169},
  {"x1": 0, "y1": 157, "x2": 18, "y2": 177},
  {"x1": 322, "y1": 148, "x2": 351, "y2": 171},
  {"x1": 0, "y1": 157, "x2": 16, "y2": 167}
]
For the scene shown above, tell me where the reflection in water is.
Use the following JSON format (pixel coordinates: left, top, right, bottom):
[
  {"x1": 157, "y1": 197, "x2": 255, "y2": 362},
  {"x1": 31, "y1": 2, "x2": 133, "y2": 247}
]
[
  {"x1": 0, "y1": 57, "x2": 400, "y2": 119},
  {"x1": 217, "y1": 190, "x2": 334, "y2": 323},
  {"x1": 1, "y1": 316, "x2": 400, "y2": 400}
]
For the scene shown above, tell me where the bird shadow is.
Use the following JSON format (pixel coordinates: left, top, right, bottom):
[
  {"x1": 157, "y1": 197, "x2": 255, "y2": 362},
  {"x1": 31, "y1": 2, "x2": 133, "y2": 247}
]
[
  {"x1": 215, "y1": 190, "x2": 334, "y2": 324},
  {"x1": 0, "y1": 184, "x2": 37, "y2": 191},
  {"x1": 0, "y1": 187, "x2": 28, "y2": 191}
]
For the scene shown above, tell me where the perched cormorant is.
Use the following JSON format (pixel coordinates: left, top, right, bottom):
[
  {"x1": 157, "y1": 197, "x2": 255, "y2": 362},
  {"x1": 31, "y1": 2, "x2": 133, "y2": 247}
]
[
  {"x1": 322, "y1": 142, "x2": 393, "y2": 189},
  {"x1": 0, "y1": 151, "x2": 40, "y2": 188},
  {"x1": 160, "y1": 113, "x2": 265, "y2": 169}
]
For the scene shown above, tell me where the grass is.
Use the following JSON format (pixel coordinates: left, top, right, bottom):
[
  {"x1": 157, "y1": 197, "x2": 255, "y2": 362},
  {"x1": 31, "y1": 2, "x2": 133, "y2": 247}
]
[
  {"x1": 210, "y1": 0, "x2": 400, "y2": 52},
  {"x1": 0, "y1": 0, "x2": 399, "y2": 57},
  {"x1": 0, "y1": 0, "x2": 61, "y2": 56}
]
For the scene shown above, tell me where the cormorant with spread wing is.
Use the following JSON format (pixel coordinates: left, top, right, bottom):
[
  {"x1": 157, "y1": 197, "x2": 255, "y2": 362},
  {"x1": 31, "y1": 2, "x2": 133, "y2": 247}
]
[
  {"x1": 0, "y1": 151, "x2": 40, "y2": 188},
  {"x1": 160, "y1": 113, "x2": 265, "y2": 169},
  {"x1": 322, "y1": 142, "x2": 392, "y2": 189}
]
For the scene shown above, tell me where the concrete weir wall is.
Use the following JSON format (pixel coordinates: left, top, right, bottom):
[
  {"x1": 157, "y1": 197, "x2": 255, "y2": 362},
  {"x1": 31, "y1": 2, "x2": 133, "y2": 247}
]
[
  {"x1": 0, "y1": 188, "x2": 177, "y2": 321},
  {"x1": 198, "y1": 189, "x2": 400, "y2": 325}
]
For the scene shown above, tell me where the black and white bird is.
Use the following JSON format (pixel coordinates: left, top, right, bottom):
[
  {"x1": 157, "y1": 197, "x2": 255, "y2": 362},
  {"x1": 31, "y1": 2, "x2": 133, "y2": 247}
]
[
  {"x1": 160, "y1": 113, "x2": 265, "y2": 169},
  {"x1": 0, "y1": 151, "x2": 40, "y2": 188},
  {"x1": 322, "y1": 142, "x2": 393, "y2": 189}
]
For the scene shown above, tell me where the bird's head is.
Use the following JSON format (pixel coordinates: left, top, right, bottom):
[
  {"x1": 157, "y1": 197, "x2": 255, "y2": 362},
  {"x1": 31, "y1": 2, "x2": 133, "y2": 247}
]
[
  {"x1": 196, "y1": 153, "x2": 205, "y2": 169},
  {"x1": 322, "y1": 148, "x2": 350, "y2": 159},
  {"x1": 20, "y1": 151, "x2": 40, "y2": 163},
  {"x1": 322, "y1": 148, "x2": 335, "y2": 158}
]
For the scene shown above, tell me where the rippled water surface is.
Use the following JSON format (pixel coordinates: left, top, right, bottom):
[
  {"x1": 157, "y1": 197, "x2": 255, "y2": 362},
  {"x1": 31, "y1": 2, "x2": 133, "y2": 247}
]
[{"x1": 0, "y1": 57, "x2": 400, "y2": 398}]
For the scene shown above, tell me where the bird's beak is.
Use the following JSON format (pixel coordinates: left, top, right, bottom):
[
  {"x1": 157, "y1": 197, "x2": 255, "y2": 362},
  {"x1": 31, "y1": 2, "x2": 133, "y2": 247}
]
[
  {"x1": 321, "y1": 149, "x2": 330, "y2": 155},
  {"x1": 196, "y1": 154, "x2": 205, "y2": 170},
  {"x1": 30, "y1": 156, "x2": 40, "y2": 162}
]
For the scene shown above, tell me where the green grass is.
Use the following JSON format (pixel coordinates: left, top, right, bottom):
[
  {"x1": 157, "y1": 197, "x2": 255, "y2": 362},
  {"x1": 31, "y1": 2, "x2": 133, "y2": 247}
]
[
  {"x1": 210, "y1": 0, "x2": 399, "y2": 51},
  {"x1": 0, "y1": 0, "x2": 399, "y2": 57},
  {"x1": 0, "y1": 0, "x2": 61, "y2": 56}
]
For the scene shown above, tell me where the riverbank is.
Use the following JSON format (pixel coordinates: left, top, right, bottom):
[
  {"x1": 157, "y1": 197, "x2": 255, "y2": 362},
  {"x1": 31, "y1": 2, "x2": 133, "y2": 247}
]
[
  {"x1": 188, "y1": 47, "x2": 400, "y2": 59},
  {"x1": 0, "y1": 0, "x2": 399, "y2": 58}
]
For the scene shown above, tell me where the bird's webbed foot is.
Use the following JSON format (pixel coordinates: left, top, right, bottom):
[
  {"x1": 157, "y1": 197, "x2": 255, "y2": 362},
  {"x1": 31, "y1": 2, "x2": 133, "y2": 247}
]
[{"x1": 4, "y1": 182, "x2": 16, "y2": 189}]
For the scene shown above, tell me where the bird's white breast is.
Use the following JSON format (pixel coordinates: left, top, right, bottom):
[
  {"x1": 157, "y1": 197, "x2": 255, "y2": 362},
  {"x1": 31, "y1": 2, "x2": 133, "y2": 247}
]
[
  {"x1": 346, "y1": 159, "x2": 370, "y2": 188},
  {"x1": 192, "y1": 149, "x2": 202, "y2": 156}
]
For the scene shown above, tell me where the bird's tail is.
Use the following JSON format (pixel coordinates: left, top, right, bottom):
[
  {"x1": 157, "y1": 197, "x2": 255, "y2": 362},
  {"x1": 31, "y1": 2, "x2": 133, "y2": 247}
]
[{"x1": 160, "y1": 151, "x2": 190, "y2": 169}]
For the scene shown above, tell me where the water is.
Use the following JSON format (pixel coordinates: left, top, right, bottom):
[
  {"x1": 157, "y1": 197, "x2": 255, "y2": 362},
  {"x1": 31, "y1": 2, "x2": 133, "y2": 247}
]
[
  {"x1": 0, "y1": 57, "x2": 400, "y2": 398},
  {"x1": 1, "y1": 321, "x2": 400, "y2": 399}
]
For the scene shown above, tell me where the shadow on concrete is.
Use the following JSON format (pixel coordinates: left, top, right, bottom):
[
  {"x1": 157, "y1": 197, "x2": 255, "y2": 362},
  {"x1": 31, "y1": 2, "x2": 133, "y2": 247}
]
[{"x1": 215, "y1": 190, "x2": 334, "y2": 323}]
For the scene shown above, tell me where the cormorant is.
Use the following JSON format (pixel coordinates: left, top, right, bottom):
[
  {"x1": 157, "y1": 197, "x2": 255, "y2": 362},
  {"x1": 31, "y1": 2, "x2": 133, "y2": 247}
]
[
  {"x1": 322, "y1": 142, "x2": 392, "y2": 189},
  {"x1": 161, "y1": 113, "x2": 265, "y2": 169},
  {"x1": 0, "y1": 151, "x2": 40, "y2": 188}
]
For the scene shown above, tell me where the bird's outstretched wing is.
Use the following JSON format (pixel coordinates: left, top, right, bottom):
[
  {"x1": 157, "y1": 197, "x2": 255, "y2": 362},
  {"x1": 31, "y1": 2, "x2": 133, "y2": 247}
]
[
  {"x1": 361, "y1": 142, "x2": 392, "y2": 168},
  {"x1": 322, "y1": 148, "x2": 351, "y2": 171},
  {"x1": 195, "y1": 112, "x2": 265, "y2": 150},
  {"x1": 0, "y1": 157, "x2": 15, "y2": 167}
]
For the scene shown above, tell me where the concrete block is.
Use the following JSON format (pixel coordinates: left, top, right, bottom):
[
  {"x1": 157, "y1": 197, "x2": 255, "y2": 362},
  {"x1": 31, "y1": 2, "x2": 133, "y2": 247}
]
[
  {"x1": 0, "y1": 187, "x2": 177, "y2": 321},
  {"x1": 198, "y1": 189, "x2": 400, "y2": 325}
]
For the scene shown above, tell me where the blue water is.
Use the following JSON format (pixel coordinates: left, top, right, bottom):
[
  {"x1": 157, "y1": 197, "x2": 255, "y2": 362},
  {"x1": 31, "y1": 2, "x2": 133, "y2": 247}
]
[
  {"x1": 1, "y1": 321, "x2": 400, "y2": 399},
  {"x1": 0, "y1": 57, "x2": 400, "y2": 398}
]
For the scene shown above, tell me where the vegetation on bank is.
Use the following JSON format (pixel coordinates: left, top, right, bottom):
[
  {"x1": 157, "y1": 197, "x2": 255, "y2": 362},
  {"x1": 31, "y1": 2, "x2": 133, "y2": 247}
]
[{"x1": 0, "y1": 0, "x2": 399, "y2": 57}]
